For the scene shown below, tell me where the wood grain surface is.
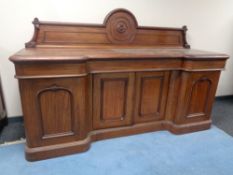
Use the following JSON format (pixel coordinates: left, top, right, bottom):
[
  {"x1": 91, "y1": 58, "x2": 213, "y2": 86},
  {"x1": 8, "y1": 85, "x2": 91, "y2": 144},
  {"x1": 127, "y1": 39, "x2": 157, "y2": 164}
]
[{"x1": 10, "y1": 9, "x2": 228, "y2": 161}]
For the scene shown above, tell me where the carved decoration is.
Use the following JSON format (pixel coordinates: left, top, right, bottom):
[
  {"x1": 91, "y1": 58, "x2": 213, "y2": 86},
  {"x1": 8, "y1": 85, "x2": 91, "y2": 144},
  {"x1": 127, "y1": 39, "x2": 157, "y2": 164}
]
[
  {"x1": 104, "y1": 9, "x2": 138, "y2": 44},
  {"x1": 182, "y1": 25, "x2": 191, "y2": 49},
  {"x1": 25, "y1": 18, "x2": 40, "y2": 48}
]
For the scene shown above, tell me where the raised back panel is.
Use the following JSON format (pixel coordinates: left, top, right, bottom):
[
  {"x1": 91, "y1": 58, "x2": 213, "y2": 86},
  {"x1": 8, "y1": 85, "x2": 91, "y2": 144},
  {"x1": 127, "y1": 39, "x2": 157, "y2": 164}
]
[{"x1": 26, "y1": 9, "x2": 190, "y2": 48}]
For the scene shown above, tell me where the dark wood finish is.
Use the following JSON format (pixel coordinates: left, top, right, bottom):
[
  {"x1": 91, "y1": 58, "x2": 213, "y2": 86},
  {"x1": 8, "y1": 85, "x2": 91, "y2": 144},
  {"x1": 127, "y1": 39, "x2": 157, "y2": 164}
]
[
  {"x1": 10, "y1": 48, "x2": 228, "y2": 63},
  {"x1": 175, "y1": 71, "x2": 221, "y2": 124},
  {"x1": 134, "y1": 71, "x2": 170, "y2": 123},
  {"x1": 0, "y1": 78, "x2": 7, "y2": 132},
  {"x1": 9, "y1": 9, "x2": 228, "y2": 161},
  {"x1": 19, "y1": 78, "x2": 88, "y2": 147},
  {"x1": 93, "y1": 73, "x2": 134, "y2": 129},
  {"x1": 24, "y1": 9, "x2": 188, "y2": 48}
]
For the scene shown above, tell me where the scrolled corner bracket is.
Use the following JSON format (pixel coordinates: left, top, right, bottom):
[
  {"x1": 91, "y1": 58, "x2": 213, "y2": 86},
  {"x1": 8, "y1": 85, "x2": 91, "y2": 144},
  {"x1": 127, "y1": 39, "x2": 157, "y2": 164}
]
[
  {"x1": 25, "y1": 41, "x2": 36, "y2": 48},
  {"x1": 182, "y1": 25, "x2": 191, "y2": 49},
  {"x1": 25, "y1": 17, "x2": 40, "y2": 48},
  {"x1": 32, "y1": 17, "x2": 40, "y2": 29}
]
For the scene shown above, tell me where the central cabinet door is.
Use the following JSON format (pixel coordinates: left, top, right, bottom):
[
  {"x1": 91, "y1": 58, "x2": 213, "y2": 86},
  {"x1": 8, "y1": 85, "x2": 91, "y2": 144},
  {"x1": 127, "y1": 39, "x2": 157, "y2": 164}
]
[
  {"x1": 134, "y1": 71, "x2": 170, "y2": 123},
  {"x1": 93, "y1": 73, "x2": 134, "y2": 129}
]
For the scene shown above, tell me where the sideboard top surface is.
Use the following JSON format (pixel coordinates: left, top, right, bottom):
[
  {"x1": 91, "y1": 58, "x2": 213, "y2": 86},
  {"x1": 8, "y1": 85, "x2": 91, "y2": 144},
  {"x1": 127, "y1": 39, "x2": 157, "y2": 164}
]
[
  {"x1": 9, "y1": 8, "x2": 229, "y2": 63},
  {"x1": 10, "y1": 47, "x2": 228, "y2": 63}
]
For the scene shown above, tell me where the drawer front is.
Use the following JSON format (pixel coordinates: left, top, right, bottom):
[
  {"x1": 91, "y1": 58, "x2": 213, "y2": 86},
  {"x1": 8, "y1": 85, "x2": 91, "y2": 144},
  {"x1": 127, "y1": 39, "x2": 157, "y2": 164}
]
[
  {"x1": 175, "y1": 71, "x2": 220, "y2": 124},
  {"x1": 134, "y1": 71, "x2": 170, "y2": 123},
  {"x1": 93, "y1": 73, "x2": 134, "y2": 129},
  {"x1": 19, "y1": 77, "x2": 87, "y2": 147}
]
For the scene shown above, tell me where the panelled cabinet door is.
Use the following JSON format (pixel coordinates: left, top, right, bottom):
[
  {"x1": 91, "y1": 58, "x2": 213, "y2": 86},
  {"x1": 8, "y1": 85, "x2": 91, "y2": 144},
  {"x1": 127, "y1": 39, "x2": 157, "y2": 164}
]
[
  {"x1": 134, "y1": 71, "x2": 170, "y2": 123},
  {"x1": 19, "y1": 77, "x2": 87, "y2": 147},
  {"x1": 93, "y1": 73, "x2": 134, "y2": 129},
  {"x1": 176, "y1": 71, "x2": 220, "y2": 124}
]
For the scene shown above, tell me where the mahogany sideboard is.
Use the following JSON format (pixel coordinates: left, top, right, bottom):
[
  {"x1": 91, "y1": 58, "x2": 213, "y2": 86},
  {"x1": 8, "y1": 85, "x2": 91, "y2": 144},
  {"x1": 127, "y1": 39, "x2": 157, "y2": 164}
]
[{"x1": 10, "y1": 9, "x2": 229, "y2": 161}]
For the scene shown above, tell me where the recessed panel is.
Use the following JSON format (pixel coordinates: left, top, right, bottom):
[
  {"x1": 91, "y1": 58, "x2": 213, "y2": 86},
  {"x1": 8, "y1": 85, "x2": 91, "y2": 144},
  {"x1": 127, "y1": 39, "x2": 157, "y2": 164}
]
[
  {"x1": 39, "y1": 89, "x2": 73, "y2": 137},
  {"x1": 135, "y1": 71, "x2": 170, "y2": 123},
  {"x1": 176, "y1": 71, "x2": 220, "y2": 124},
  {"x1": 101, "y1": 79, "x2": 127, "y2": 121},
  {"x1": 140, "y1": 77, "x2": 162, "y2": 116},
  {"x1": 93, "y1": 73, "x2": 134, "y2": 129},
  {"x1": 44, "y1": 31, "x2": 109, "y2": 44},
  {"x1": 134, "y1": 31, "x2": 182, "y2": 46},
  {"x1": 187, "y1": 79, "x2": 211, "y2": 117}
]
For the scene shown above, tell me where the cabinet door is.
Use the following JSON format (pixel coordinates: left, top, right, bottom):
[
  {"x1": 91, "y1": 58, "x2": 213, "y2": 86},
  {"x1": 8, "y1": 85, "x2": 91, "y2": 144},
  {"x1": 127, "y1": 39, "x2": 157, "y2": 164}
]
[
  {"x1": 134, "y1": 71, "x2": 170, "y2": 123},
  {"x1": 93, "y1": 73, "x2": 134, "y2": 129},
  {"x1": 19, "y1": 77, "x2": 87, "y2": 147},
  {"x1": 175, "y1": 71, "x2": 220, "y2": 124}
]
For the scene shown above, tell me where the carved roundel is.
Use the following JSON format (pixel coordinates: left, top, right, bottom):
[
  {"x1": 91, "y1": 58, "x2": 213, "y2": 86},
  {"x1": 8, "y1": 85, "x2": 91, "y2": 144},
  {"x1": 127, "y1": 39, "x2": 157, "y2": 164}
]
[{"x1": 105, "y1": 9, "x2": 138, "y2": 44}]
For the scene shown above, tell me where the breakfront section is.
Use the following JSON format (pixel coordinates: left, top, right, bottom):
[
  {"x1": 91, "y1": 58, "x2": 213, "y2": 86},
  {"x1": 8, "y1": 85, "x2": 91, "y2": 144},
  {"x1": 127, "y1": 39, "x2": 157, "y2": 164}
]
[
  {"x1": 10, "y1": 9, "x2": 228, "y2": 161},
  {"x1": 19, "y1": 77, "x2": 88, "y2": 148},
  {"x1": 175, "y1": 71, "x2": 220, "y2": 124},
  {"x1": 92, "y1": 71, "x2": 170, "y2": 129}
]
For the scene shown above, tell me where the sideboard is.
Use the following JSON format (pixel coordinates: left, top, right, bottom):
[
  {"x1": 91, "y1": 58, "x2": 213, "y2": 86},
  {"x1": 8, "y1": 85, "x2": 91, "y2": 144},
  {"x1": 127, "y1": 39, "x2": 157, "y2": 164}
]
[{"x1": 10, "y1": 9, "x2": 228, "y2": 161}]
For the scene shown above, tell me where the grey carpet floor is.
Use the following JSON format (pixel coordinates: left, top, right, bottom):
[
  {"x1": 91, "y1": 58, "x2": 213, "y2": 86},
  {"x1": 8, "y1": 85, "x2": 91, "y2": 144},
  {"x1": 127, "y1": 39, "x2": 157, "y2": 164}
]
[
  {"x1": 0, "y1": 97, "x2": 232, "y2": 144},
  {"x1": 212, "y1": 97, "x2": 233, "y2": 136},
  {"x1": 0, "y1": 122, "x2": 25, "y2": 144}
]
